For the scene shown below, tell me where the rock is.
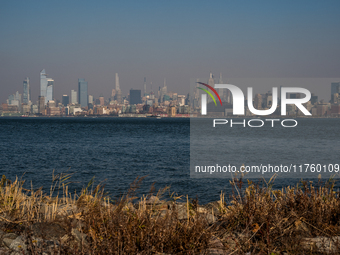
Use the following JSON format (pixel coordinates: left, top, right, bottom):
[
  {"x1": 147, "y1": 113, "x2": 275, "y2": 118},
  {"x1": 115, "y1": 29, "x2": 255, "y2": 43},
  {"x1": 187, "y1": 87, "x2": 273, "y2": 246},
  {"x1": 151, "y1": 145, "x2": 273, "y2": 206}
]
[
  {"x1": 9, "y1": 236, "x2": 27, "y2": 254},
  {"x1": 2, "y1": 233, "x2": 18, "y2": 248},
  {"x1": 71, "y1": 228, "x2": 87, "y2": 245},
  {"x1": 158, "y1": 209, "x2": 168, "y2": 218},
  {"x1": 203, "y1": 202, "x2": 221, "y2": 215},
  {"x1": 197, "y1": 207, "x2": 208, "y2": 214},
  {"x1": 30, "y1": 222, "x2": 66, "y2": 241},
  {"x1": 203, "y1": 236, "x2": 228, "y2": 255},
  {"x1": 3, "y1": 238, "x2": 14, "y2": 248},
  {"x1": 176, "y1": 204, "x2": 189, "y2": 220},
  {"x1": 146, "y1": 195, "x2": 161, "y2": 205},
  {"x1": 205, "y1": 213, "x2": 217, "y2": 225},
  {"x1": 301, "y1": 236, "x2": 340, "y2": 253},
  {"x1": 3, "y1": 233, "x2": 17, "y2": 240}
]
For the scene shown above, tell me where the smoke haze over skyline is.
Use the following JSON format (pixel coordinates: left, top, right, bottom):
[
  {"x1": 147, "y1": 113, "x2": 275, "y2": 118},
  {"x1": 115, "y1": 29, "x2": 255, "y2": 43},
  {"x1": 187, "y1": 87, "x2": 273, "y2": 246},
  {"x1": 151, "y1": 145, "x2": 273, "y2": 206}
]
[{"x1": 1, "y1": 0, "x2": 340, "y2": 103}]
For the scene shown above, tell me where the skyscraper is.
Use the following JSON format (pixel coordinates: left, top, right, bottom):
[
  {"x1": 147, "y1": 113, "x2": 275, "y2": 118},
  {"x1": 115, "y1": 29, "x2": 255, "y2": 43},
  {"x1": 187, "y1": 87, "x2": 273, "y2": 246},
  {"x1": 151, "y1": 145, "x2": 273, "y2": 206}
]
[
  {"x1": 40, "y1": 69, "x2": 54, "y2": 103},
  {"x1": 115, "y1": 73, "x2": 120, "y2": 91},
  {"x1": 116, "y1": 89, "x2": 122, "y2": 104},
  {"x1": 40, "y1": 69, "x2": 48, "y2": 100},
  {"x1": 143, "y1": 77, "x2": 147, "y2": 96},
  {"x1": 130, "y1": 89, "x2": 142, "y2": 105},
  {"x1": 62, "y1": 95, "x2": 69, "y2": 106},
  {"x1": 23, "y1": 77, "x2": 30, "y2": 104},
  {"x1": 46, "y1": 78, "x2": 54, "y2": 103},
  {"x1": 88, "y1": 95, "x2": 93, "y2": 104},
  {"x1": 99, "y1": 95, "x2": 105, "y2": 106},
  {"x1": 331, "y1": 82, "x2": 340, "y2": 103},
  {"x1": 254, "y1": 94, "x2": 262, "y2": 109},
  {"x1": 115, "y1": 73, "x2": 122, "y2": 104},
  {"x1": 78, "y1": 78, "x2": 88, "y2": 108},
  {"x1": 207, "y1": 72, "x2": 214, "y2": 103},
  {"x1": 208, "y1": 72, "x2": 214, "y2": 87},
  {"x1": 38, "y1": 96, "x2": 45, "y2": 114},
  {"x1": 71, "y1": 90, "x2": 78, "y2": 104},
  {"x1": 160, "y1": 78, "x2": 167, "y2": 102}
]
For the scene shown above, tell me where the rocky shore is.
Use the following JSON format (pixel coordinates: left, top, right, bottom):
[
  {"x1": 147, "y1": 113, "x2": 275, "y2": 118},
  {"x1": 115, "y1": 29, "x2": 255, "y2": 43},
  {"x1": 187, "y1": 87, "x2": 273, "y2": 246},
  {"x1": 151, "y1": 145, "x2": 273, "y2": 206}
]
[{"x1": 0, "y1": 176, "x2": 339, "y2": 254}]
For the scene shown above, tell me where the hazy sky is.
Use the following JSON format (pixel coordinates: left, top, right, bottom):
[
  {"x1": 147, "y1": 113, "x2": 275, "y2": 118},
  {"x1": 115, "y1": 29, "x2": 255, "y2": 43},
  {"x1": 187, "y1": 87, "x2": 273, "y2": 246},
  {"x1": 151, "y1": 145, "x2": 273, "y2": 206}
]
[{"x1": 1, "y1": 0, "x2": 340, "y2": 103}]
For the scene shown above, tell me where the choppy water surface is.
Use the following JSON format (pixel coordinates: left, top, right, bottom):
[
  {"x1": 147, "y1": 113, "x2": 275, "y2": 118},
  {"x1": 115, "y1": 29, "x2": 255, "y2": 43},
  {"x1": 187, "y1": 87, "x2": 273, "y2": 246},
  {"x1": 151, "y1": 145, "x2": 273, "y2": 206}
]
[{"x1": 0, "y1": 117, "x2": 339, "y2": 204}]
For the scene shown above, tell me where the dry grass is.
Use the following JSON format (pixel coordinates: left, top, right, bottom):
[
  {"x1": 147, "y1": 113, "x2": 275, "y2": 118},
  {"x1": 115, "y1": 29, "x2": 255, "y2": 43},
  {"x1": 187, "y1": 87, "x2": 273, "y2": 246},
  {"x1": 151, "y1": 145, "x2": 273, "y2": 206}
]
[
  {"x1": 216, "y1": 174, "x2": 340, "y2": 254},
  {"x1": 0, "y1": 173, "x2": 340, "y2": 254}
]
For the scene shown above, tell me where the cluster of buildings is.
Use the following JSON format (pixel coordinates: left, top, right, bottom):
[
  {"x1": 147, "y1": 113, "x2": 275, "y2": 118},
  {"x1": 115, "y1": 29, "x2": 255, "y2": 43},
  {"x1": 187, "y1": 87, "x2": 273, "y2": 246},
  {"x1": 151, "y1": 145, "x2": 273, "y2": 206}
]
[
  {"x1": 1, "y1": 69, "x2": 190, "y2": 117},
  {"x1": 191, "y1": 73, "x2": 340, "y2": 117},
  {"x1": 2, "y1": 70, "x2": 340, "y2": 118}
]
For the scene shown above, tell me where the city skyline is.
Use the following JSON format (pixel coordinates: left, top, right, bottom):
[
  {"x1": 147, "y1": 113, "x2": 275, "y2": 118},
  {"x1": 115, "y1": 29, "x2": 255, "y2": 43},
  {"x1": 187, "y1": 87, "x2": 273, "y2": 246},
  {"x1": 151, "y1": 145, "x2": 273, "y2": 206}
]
[
  {"x1": 3, "y1": 70, "x2": 340, "y2": 105},
  {"x1": 1, "y1": 1, "x2": 340, "y2": 104}
]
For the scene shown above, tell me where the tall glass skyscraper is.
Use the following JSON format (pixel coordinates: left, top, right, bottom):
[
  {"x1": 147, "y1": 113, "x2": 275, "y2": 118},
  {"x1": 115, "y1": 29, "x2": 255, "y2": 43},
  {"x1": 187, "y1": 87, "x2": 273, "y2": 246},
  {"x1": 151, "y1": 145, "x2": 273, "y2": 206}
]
[
  {"x1": 23, "y1": 77, "x2": 30, "y2": 104},
  {"x1": 40, "y1": 69, "x2": 47, "y2": 100},
  {"x1": 62, "y1": 95, "x2": 69, "y2": 106},
  {"x1": 331, "y1": 82, "x2": 340, "y2": 101},
  {"x1": 115, "y1": 73, "x2": 122, "y2": 104},
  {"x1": 130, "y1": 89, "x2": 142, "y2": 105},
  {"x1": 40, "y1": 69, "x2": 54, "y2": 103},
  {"x1": 46, "y1": 79, "x2": 54, "y2": 103},
  {"x1": 78, "y1": 79, "x2": 88, "y2": 107}
]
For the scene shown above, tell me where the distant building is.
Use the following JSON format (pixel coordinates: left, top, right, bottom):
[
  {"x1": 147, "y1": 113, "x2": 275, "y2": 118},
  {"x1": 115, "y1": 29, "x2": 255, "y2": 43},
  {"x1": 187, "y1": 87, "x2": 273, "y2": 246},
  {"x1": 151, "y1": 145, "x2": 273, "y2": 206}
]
[
  {"x1": 47, "y1": 100, "x2": 56, "y2": 108},
  {"x1": 207, "y1": 73, "x2": 214, "y2": 103},
  {"x1": 317, "y1": 103, "x2": 329, "y2": 117},
  {"x1": 169, "y1": 106, "x2": 176, "y2": 117},
  {"x1": 40, "y1": 69, "x2": 54, "y2": 103},
  {"x1": 130, "y1": 89, "x2": 141, "y2": 105},
  {"x1": 265, "y1": 91, "x2": 273, "y2": 107},
  {"x1": 115, "y1": 73, "x2": 122, "y2": 104},
  {"x1": 116, "y1": 89, "x2": 122, "y2": 104},
  {"x1": 115, "y1": 73, "x2": 120, "y2": 91},
  {"x1": 331, "y1": 104, "x2": 340, "y2": 116},
  {"x1": 254, "y1": 94, "x2": 262, "y2": 109},
  {"x1": 46, "y1": 79, "x2": 54, "y2": 102},
  {"x1": 178, "y1": 95, "x2": 186, "y2": 106},
  {"x1": 38, "y1": 96, "x2": 45, "y2": 114},
  {"x1": 331, "y1": 93, "x2": 339, "y2": 104},
  {"x1": 23, "y1": 77, "x2": 30, "y2": 104},
  {"x1": 71, "y1": 90, "x2": 77, "y2": 104},
  {"x1": 99, "y1": 95, "x2": 105, "y2": 106},
  {"x1": 331, "y1": 82, "x2": 340, "y2": 102},
  {"x1": 88, "y1": 95, "x2": 93, "y2": 104},
  {"x1": 111, "y1": 89, "x2": 116, "y2": 100},
  {"x1": 62, "y1": 95, "x2": 69, "y2": 106},
  {"x1": 311, "y1": 93, "x2": 318, "y2": 105},
  {"x1": 78, "y1": 78, "x2": 88, "y2": 108},
  {"x1": 7, "y1": 91, "x2": 21, "y2": 106},
  {"x1": 160, "y1": 79, "x2": 167, "y2": 103},
  {"x1": 40, "y1": 69, "x2": 47, "y2": 101}
]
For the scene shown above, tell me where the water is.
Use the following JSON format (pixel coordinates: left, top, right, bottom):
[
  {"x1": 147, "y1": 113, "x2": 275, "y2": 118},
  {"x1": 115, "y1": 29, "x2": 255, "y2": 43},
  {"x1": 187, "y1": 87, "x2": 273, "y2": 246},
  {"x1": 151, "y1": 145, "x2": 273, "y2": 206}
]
[
  {"x1": 0, "y1": 117, "x2": 339, "y2": 204},
  {"x1": 190, "y1": 118, "x2": 340, "y2": 179}
]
